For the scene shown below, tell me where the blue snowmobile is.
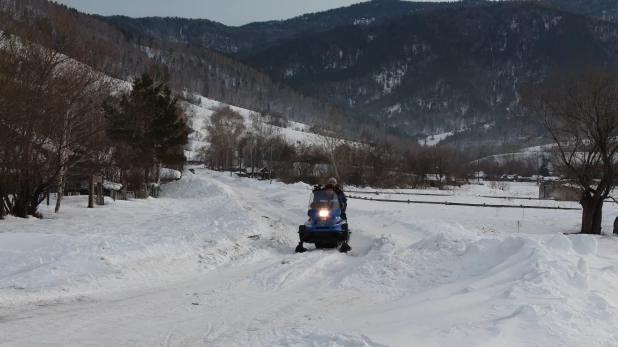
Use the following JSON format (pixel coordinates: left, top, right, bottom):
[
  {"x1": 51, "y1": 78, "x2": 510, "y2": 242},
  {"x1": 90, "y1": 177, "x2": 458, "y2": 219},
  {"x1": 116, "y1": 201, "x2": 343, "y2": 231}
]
[{"x1": 295, "y1": 185, "x2": 352, "y2": 253}]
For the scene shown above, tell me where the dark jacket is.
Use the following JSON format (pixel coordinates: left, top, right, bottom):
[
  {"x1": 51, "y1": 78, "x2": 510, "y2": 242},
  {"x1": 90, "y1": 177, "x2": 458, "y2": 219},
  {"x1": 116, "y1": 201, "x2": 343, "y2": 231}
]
[{"x1": 334, "y1": 186, "x2": 347, "y2": 210}]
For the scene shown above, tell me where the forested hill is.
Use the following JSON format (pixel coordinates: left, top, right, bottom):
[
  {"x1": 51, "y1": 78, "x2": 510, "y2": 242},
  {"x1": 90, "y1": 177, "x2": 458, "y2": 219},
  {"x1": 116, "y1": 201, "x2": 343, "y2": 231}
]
[
  {"x1": 2, "y1": 0, "x2": 368, "y2": 134},
  {"x1": 246, "y1": 1, "x2": 618, "y2": 143}
]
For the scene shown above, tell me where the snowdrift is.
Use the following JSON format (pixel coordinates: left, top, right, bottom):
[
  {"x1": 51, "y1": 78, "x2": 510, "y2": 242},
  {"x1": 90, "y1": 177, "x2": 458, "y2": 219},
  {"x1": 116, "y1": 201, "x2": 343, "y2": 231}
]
[{"x1": 0, "y1": 170, "x2": 290, "y2": 308}]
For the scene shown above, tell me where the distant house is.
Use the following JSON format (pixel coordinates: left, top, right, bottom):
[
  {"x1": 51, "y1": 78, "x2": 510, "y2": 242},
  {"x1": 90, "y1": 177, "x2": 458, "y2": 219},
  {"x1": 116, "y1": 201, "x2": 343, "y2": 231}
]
[
  {"x1": 245, "y1": 167, "x2": 275, "y2": 180},
  {"x1": 500, "y1": 174, "x2": 519, "y2": 181},
  {"x1": 256, "y1": 167, "x2": 275, "y2": 180},
  {"x1": 425, "y1": 174, "x2": 445, "y2": 182}
]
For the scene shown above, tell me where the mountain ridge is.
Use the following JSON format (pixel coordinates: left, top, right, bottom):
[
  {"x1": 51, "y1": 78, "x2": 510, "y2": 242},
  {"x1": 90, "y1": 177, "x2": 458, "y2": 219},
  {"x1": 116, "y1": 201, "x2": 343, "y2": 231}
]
[
  {"x1": 97, "y1": 0, "x2": 448, "y2": 57},
  {"x1": 245, "y1": 1, "x2": 618, "y2": 143},
  {"x1": 97, "y1": 0, "x2": 618, "y2": 59}
]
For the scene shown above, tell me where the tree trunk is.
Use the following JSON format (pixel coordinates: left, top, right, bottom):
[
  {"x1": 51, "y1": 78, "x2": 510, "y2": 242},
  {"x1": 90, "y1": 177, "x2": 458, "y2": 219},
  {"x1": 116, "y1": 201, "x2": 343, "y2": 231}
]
[
  {"x1": 580, "y1": 194, "x2": 603, "y2": 234},
  {"x1": 55, "y1": 171, "x2": 65, "y2": 213},
  {"x1": 97, "y1": 181, "x2": 103, "y2": 205},
  {"x1": 155, "y1": 163, "x2": 162, "y2": 185},
  {"x1": 88, "y1": 176, "x2": 94, "y2": 208},
  {"x1": 144, "y1": 167, "x2": 150, "y2": 188},
  {"x1": 251, "y1": 145, "x2": 255, "y2": 178},
  {"x1": 13, "y1": 199, "x2": 28, "y2": 218},
  {"x1": 55, "y1": 115, "x2": 70, "y2": 213},
  {"x1": 13, "y1": 185, "x2": 30, "y2": 218},
  {"x1": 227, "y1": 151, "x2": 231, "y2": 176},
  {"x1": 12, "y1": 183, "x2": 46, "y2": 218},
  {"x1": 27, "y1": 184, "x2": 47, "y2": 217},
  {"x1": 0, "y1": 186, "x2": 5, "y2": 219}
]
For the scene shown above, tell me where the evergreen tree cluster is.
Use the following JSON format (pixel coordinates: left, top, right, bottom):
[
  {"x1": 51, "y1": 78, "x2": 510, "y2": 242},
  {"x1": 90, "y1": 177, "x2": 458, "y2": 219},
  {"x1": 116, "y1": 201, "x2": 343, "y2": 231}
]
[{"x1": 104, "y1": 73, "x2": 189, "y2": 181}]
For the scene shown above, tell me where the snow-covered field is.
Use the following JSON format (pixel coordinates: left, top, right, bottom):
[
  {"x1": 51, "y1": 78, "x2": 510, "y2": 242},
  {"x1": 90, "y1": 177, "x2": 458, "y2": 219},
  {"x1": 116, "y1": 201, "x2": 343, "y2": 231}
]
[{"x1": 2, "y1": 169, "x2": 618, "y2": 346}]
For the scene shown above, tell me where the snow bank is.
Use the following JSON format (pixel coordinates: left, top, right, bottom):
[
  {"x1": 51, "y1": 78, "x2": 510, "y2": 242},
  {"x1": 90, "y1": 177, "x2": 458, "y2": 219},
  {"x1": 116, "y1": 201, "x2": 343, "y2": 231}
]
[
  {"x1": 338, "y1": 230, "x2": 599, "y2": 299},
  {"x1": 570, "y1": 234, "x2": 598, "y2": 255},
  {"x1": 545, "y1": 233, "x2": 598, "y2": 255},
  {"x1": 0, "y1": 170, "x2": 287, "y2": 308},
  {"x1": 546, "y1": 232, "x2": 572, "y2": 251},
  {"x1": 320, "y1": 230, "x2": 617, "y2": 346}
]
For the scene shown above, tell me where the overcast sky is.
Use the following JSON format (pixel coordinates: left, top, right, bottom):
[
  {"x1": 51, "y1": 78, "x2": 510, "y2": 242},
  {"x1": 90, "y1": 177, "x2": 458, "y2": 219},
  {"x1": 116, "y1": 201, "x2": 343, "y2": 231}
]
[{"x1": 55, "y1": 0, "x2": 447, "y2": 26}]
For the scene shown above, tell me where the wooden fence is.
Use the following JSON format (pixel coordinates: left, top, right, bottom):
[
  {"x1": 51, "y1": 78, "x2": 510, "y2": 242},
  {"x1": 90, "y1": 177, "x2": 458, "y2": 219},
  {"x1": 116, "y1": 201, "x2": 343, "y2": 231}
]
[{"x1": 347, "y1": 195, "x2": 581, "y2": 211}]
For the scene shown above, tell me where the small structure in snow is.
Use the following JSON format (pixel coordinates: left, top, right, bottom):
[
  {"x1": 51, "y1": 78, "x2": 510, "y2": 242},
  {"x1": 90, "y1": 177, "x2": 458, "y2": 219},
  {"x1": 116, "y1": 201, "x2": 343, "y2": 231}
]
[
  {"x1": 103, "y1": 180, "x2": 123, "y2": 201},
  {"x1": 240, "y1": 167, "x2": 276, "y2": 180},
  {"x1": 160, "y1": 168, "x2": 182, "y2": 183},
  {"x1": 103, "y1": 180, "x2": 122, "y2": 191}
]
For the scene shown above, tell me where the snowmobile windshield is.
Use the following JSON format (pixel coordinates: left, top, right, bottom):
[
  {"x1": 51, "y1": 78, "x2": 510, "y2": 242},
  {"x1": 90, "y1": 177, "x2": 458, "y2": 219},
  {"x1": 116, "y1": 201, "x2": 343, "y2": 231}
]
[{"x1": 309, "y1": 191, "x2": 341, "y2": 210}]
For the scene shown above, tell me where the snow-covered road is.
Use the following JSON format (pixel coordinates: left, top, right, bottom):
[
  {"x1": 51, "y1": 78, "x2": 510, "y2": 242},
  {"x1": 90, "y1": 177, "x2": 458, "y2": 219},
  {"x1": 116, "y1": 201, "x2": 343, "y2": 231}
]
[{"x1": 2, "y1": 168, "x2": 618, "y2": 346}]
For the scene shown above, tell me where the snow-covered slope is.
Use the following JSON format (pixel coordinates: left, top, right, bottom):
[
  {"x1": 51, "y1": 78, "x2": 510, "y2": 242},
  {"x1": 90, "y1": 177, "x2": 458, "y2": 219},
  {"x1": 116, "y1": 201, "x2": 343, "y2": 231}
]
[
  {"x1": 418, "y1": 131, "x2": 454, "y2": 146},
  {"x1": 2, "y1": 170, "x2": 618, "y2": 346},
  {"x1": 185, "y1": 96, "x2": 328, "y2": 161}
]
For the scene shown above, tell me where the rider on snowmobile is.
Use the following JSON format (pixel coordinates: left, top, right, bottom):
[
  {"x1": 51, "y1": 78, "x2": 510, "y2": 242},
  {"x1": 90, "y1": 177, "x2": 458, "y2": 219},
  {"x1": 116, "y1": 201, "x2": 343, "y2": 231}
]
[
  {"x1": 296, "y1": 183, "x2": 351, "y2": 253},
  {"x1": 324, "y1": 184, "x2": 344, "y2": 209},
  {"x1": 327, "y1": 178, "x2": 347, "y2": 221}
]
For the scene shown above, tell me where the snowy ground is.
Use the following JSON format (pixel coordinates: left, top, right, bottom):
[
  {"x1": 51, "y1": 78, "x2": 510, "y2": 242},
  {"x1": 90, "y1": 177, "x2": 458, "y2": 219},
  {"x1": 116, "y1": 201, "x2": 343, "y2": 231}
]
[{"x1": 2, "y1": 169, "x2": 618, "y2": 346}]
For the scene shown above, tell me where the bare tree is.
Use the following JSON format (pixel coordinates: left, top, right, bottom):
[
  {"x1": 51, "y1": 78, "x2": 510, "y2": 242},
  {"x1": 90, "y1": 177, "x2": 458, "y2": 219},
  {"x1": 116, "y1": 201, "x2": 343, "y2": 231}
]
[
  {"x1": 428, "y1": 146, "x2": 455, "y2": 190},
  {"x1": 318, "y1": 135, "x2": 347, "y2": 181},
  {"x1": 203, "y1": 107, "x2": 245, "y2": 171},
  {"x1": 51, "y1": 62, "x2": 114, "y2": 212},
  {"x1": 249, "y1": 112, "x2": 280, "y2": 175},
  {"x1": 521, "y1": 68, "x2": 618, "y2": 234},
  {"x1": 0, "y1": 6, "x2": 114, "y2": 217}
]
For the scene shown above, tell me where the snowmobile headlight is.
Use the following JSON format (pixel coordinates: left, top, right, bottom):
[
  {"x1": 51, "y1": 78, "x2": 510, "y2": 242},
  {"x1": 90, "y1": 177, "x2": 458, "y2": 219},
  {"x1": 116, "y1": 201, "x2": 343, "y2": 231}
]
[{"x1": 318, "y1": 209, "x2": 329, "y2": 218}]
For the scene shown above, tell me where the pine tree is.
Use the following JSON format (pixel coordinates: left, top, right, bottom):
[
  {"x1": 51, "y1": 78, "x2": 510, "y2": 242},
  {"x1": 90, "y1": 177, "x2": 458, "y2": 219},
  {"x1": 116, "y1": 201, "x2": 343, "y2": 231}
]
[{"x1": 104, "y1": 72, "x2": 189, "y2": 187}]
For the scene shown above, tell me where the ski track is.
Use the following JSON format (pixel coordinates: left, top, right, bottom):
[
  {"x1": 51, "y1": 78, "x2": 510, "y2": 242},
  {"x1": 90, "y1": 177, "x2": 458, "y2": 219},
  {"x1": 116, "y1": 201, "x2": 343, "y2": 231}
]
[{"x1": 1, "y1": 168, "x2": 618, "y2": 346}]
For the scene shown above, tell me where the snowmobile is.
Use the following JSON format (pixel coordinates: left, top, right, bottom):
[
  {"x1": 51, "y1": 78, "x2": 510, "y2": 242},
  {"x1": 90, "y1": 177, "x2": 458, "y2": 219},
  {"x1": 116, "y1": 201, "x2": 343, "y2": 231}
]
[{"x1": 295, "y1": 186, "x2": 352, "y2": 253}]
